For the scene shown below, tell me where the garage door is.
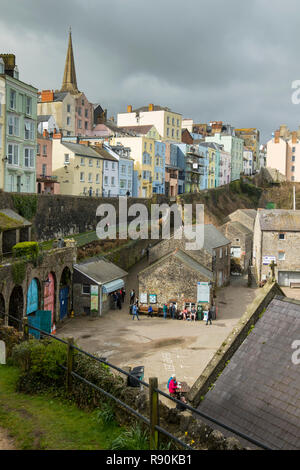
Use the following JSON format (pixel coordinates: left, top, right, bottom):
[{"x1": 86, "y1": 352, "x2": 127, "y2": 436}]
[{"x1": 278, "y1": 271, "x2": 300, "y2": 287}]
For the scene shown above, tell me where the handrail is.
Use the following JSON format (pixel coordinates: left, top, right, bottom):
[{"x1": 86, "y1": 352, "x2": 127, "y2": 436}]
[{"x1": 0, "y1": 311, "x2": 272, "y2": 450}]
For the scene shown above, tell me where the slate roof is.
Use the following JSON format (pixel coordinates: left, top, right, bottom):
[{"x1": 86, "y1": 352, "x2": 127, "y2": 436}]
[
  {"x1": 118, "y1": 125, "x2": 154, "y2": 135},
  {"x1": 202, "y1": 224, "x2": 231, "y2": 254},
  {"x1": 133, "y1": 104, "x2": 181, "y2": 115},
  {"x1": 198, "y1": 296, "x2": 300, "y2": 450},
  {"x1": 228, "y1": 209, "x2": 257, "y2": 231},
  {"x1": 0, "y1": 209, "x2": 31, "y2": 231},
  {"x1": 74, "y1": 257, "x2": 127, "y2": 285},
  {"x1": 221, "y1": 220, "x2": 252, "y2": 236},
  {"x1": 138, "y1": 249, "x2": 213, "y2": 281},
  {"x1": 37, "y1": 115, "x2": 51, "y2": 123},
  {"x1": 91, "y1": 145, "x2": 118, "y2": 162},
  {"x1": 258, "y1": 209, "x2": 300, "y2": 232},
  {"x1": 61, "y1": 142, "x2": 101, "y2": 159}
]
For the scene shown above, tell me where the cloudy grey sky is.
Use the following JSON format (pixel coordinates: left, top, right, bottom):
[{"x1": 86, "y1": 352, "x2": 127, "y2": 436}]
[{"x1": 1, "y1": 0, "x2": 300, "y2": 142}]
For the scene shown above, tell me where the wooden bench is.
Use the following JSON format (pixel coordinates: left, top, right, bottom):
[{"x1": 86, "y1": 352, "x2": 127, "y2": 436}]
[
  {"x1": 129, "y1": 305, "x2": 161, "y2": 316},
  {"x1": 290, "y1": 282, "x2": 300, "y2": 288}
]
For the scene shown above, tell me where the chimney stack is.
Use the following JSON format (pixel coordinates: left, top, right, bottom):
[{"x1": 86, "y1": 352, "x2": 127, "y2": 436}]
[
  {"x1": 274, "y1": 130, "x2": 280, "y2": 144},
  {"x1": 41, "y1": 90, "x2": 54, "y2": 103},
  {"x1": 292, "y1": 131, "x2": 297, "y2": 144},
  {"x1": 127, "y1": 105, "x2": 132, "y2": 113},
  {"x1": 149, "y1": 103, "x2": 154, "y2": 111}
]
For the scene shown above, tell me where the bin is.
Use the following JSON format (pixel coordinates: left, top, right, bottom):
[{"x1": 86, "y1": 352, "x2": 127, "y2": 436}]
[
  {"x1": 128, "y1": 366, "x2": 144, "y2": 387},
  {"x1": 197, "y1": 304, "x2": 203, "y2": 321}
]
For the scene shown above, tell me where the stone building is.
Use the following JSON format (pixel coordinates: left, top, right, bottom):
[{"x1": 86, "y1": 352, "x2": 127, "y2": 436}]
[
  {"x1": 0, "y1": 208, "x2": 32, "y2": 255},
  {"x1": 0, "y1": 245, "x2": 76, "y2": 330},
  {"x1": 73, "y1": 257, "x2": 127, "y2": 316},
  {"x1": 253, "y1": 209, "x2": 300, "y2": 286},
  {"x1": 220, "y1": 220, "x2": 252, "y2": 272},
  {"x1": 227, "y1": 209, "x2": 257, "y2": 232},
  {"x1": 138, "y1": 249, "x2": 213, "y2": 309},
  {"x1": 149, "y1": 224, "x2": 231, "y2": 287}
]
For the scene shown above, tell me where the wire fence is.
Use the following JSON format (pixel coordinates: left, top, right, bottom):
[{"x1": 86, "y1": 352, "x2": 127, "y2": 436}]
[{"x1": 0, "y1": 311, "x2": 272, "y2": 450}]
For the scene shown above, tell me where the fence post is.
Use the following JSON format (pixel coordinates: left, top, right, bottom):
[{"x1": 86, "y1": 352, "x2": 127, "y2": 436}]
[
  {"x1": 66, "y1": 337, "x2": 74, "y2": 394},
  {"x1": 23, "y1": 317, "x2": 29, "y2": 341},
  {"x1": 149, "y1": 377, "x2": 159, "y2": 450}
]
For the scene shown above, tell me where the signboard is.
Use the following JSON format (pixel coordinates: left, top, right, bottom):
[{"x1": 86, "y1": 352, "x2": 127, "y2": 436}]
[
  {"x1": 140, "y1": 293, "x2": 147, "y2": 304},
  {"x1": 149, "y1": 294, "x2": 157, "y2": 304},
  {"x1": 197, "y1": 282, "x2": 210, "y2": 303},
  {"x1": 263, "y1": 256, "x2": 276, "y2": 265},
  {"x1": 90, "y1": 285, "x2": 99, "y2": 313}
]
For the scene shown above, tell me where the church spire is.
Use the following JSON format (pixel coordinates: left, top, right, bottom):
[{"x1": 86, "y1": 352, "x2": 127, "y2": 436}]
[{"x1": 61, "y1": 28, "x2": 79, "y2": 94}]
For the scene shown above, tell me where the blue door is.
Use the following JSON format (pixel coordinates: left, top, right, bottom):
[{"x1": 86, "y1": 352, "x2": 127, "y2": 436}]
[
  {"x1": 59, "y1": 287, "x2": 69, "y2": 320},
  {"x1": 28, "y1": 310, "x2": 52, "y2": 339},
  {"x1": 27, "y1": 279, "x2": 39, "y2": 315}
]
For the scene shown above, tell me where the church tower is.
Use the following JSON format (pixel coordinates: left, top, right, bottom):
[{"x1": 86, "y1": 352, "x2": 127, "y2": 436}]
[{"x1": 61, "y1": 28, "x2": 79, "y2": 94}]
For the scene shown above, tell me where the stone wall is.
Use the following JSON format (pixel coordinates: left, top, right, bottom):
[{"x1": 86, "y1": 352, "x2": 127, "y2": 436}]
[
  {"x1": 0, "y1": 192, "x2": 169, "y2": 241},
  {"x1": 138, "y1": 254, "x2": 212, "y2": 307},
  {"x1": 188, "y1": 281, "x2": 285, "y2": 407},
  {"x1": 0, "y1": 246, "x2": 76, "y2": 327}
]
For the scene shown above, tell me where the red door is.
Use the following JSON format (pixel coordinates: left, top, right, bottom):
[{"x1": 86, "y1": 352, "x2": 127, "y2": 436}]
[{"x1": 44, "y1": 273, "x2": 55, "y2": 326}]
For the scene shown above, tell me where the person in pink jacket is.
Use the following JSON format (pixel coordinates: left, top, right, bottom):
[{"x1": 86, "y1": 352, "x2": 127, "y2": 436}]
[{"x1": 168, "y1": 375, "x2": 178, "y2": 397}]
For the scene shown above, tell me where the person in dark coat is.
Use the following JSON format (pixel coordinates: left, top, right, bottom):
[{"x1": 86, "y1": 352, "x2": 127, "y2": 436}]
[
  {"x1": 206, "y1": 308, "x2": 212, "y2": 325},
  {"x1": 117, "y1": 292, "x2": 122, "y2": 310}
]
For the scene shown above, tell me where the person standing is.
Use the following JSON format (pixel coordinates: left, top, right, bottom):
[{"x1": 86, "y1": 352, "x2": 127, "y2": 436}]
[
  {"x1": 206, "y1": 307, "x2": 212, "y2": 325},
  {"x1": 148, "y1": 305, "x2": 153, "y2": 318},
  {"x1": 132, "y1": 303, "x2": 140, "y2": 320},
  {"x1": 121, "y1": 287, "x2": 126, "y2": 302},
  {"x1": 163, "y1": 303, "x2": 168, "y2": 319},
  {"x1": 146, "y1": 246, "x2": 150, "y2": 262},
  {"x1": 117, "y1": 292, "x2": 122, "y2": 310},
  {"x1": 130, "y1": 289, "x2": 135, "y2": 305},
  {"x1": 190, "y1": 306, "x2": 197, "y2": 322}
]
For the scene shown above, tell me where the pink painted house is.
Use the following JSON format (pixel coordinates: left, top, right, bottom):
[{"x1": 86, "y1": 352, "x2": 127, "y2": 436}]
[
  {"x1": 75, "y1": 92, "x2": 94, "y2": 136},
  {"x1": 36, "y1": 131, "x2": 60, "y2": 194}
]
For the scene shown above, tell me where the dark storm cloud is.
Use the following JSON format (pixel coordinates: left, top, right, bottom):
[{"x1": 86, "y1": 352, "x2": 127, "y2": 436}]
[{"x1": 1, "y1": 0, "x2": 300, "y2": 141}]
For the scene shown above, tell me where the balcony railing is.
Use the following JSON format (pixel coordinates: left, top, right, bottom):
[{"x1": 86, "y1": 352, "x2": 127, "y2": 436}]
[{"x1": 37, "y1": 174, "x2": 58, "y2": 182}]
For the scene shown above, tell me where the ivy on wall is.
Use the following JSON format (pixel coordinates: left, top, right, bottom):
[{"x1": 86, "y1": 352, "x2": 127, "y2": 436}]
[
  {"x1": 12, "y1": 261, "x2": 26, "y2": 285},
  {"x1": 11, "y1": 194, "x2": 38, "y2": 221}
]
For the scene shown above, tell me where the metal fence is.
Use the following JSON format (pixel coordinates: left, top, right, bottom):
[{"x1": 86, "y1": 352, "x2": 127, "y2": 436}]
[{"x1": 0, "y1": 311, "x2": 272, "y2": 451}]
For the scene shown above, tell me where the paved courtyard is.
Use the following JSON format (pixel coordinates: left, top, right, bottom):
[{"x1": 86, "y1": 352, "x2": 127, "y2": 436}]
[{"x1": 57, "y1": 257, "x2": 260, "y2": 392}]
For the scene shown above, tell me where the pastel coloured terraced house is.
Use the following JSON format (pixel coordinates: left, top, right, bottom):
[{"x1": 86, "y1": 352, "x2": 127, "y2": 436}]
[
  {"x1": 205, "y1": 133, "x2": 244, "y2": 182},
  {"x1": 0, "y1": 54, "x2": 38, "y2": 193},
  {"x1": 117, "y1": 104, "x2": 182, "y2": 143},
  {"x1": 51, "y1": 138, "x2": 105, "y2": 196},
  {"x1": 110, "y1": 135, "x2": 156, "y2": 197}
]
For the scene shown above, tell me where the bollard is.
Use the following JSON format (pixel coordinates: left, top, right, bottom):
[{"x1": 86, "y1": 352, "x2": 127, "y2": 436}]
[
  {"x1": 66, "y1": 337, "x2": 74, "y2": 394},
  {"x1": 149, "y1": 377, "x2": 159, "y2": 450}
]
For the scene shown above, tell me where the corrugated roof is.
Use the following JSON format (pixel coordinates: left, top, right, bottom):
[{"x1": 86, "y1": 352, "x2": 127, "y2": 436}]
[
  {"x1": 74, "y1": 257, "x2": 127, "y2": 285},
  {"x1": 198, "y1": 296, "x2": 300, "y2": 450},
  {"x1": 258, "y1": 209, "x2": 300, "y2": 231}
]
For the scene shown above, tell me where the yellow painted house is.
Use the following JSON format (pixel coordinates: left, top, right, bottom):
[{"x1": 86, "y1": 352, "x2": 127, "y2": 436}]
[
  {"x1": 110, "y1": 135, "x2": 155, "y2": 197},
  {"x1": 51, "y1": 138, "x2": 103, "y2": 196}
]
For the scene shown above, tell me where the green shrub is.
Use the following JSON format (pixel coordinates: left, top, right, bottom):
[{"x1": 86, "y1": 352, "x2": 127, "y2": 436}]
[
  {"x1": 110, "y1": 425, "x2": 149, "y2": 450},
  {"x1": 97, "y1": 403, "x2": 116, "y2": 425},
  {"x1": 12, "y1": 241, "x2": 39, "y2": 260},
  {"x1": 11, "y1": 338, "x2": 67, "y2": 392}
]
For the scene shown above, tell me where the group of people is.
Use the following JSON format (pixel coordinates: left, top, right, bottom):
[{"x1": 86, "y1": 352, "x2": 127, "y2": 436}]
[{"x1": 111, "y1": 288, "x2": 126, "y2": 310}]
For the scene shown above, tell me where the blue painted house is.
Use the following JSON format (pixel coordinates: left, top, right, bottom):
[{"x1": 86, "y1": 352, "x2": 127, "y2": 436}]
[{"x1": 153, "y1": 141, "x2": 165, "y2": 194}]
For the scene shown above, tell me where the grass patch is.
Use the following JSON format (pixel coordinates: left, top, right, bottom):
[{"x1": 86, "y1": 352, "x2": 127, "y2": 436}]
[{"x1": 0, "y1": 365, "x2": 123, "y2": 450}]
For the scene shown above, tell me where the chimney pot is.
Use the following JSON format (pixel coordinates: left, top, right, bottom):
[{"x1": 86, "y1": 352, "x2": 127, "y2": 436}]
[{"x1": 127, "y1": 105, "x2": 132, "y2": 113}]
